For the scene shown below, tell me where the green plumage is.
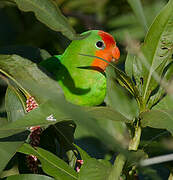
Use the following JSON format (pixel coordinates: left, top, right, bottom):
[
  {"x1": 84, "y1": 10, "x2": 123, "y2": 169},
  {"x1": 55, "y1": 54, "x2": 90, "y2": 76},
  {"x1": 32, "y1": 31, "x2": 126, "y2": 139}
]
[{"x1": 40, "y1": 30, "x2": 106, "y2": 106}]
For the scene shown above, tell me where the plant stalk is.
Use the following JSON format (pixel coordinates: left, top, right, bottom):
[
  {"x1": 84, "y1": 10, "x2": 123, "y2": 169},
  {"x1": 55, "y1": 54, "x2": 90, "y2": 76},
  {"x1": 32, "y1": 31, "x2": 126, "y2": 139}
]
[{"x1": 128, "y1": 124, "x2": 142, "y2": 151}]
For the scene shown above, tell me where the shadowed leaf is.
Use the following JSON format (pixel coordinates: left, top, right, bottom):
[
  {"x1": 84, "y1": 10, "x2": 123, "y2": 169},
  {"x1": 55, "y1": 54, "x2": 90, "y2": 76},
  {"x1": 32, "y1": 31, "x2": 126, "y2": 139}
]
[
  {"x1": 7, "y1": 174, "x2": 54, "y2": 180},
  {"x1": 19, "y1": 144, "x2": 78, "y2": 180},
  {"x1": 13, "y1": 0, "x2": 84, "y2": 40},
  {"x1": 0, "y1": 142, "x2": 23, "y2": 174}
]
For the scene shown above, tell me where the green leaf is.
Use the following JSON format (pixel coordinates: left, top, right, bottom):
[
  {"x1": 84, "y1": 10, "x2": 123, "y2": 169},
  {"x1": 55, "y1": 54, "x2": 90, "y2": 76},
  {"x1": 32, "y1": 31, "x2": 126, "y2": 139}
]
[
  {"x1": 106, "y1": 66, "x2": 139, "y2": 120},
  {"x1": 53, "y1": 121, "x2": 76, "y2": 152},
  {"x1": 0, "y1": 54, "x2": 62, "y2": 103},
  {"x1": 148, "y1": 62, "x2": 173, "y2": 109},
  {"x1": 6, "y1": 174, "x2": 54, "y2": 180},
  {"x1": 0, "y1": 142, "x2": 23, "y2": 174},
  {"x1": 5, "y1": 86, "x2": 25, "y2": 123},
  {"x1": 53, "y1": 121, "x2": 77, "y2": 168},
  {"x1": 19, "y1": 144, "x2": 78, "y2": 180},
  {"x1": 141, "y1": 109, "x2": 173, "y2": 135},
  {"x1": 125, "y1": 53, "x2": 143, "y2": 95},
  {"x1": 0, "y1": 165, "x2": 19, "y2": 178},
  {"x1": 0, "y1": 100, "x2": 70, "y2": 137},
  {"x1": 0, "y1": 117, "x2": 8, "y2": 127},
  {"x1": 126, "y1": 0, "x2": 148, "y2": 32},
  {"x1": 153, "y1": 94, "x2": 173, "y2": 110},
  {"x1": 78, "y1": 158, "x2": 112, "y2": 180},
  {"x1": 86, "y1": 107, "x2": 130, "y2": 147},
  {"x1": 125, "y1": 0, "x2": 173, "y2": 109},
  {"x1": 138, "y1": 167, "x2": 162, "y2": 180},
  {"x1": 13, "y1": 0, "x2": 83, "y2": 40},
  {"x1": 87, "y1": 106, "x2": 130, "y2": 123},
  {"x1": 141, "y1": 0, "x2": 173, "y2": 103},
  {"x1": 0, "y1": 86, "x2": 27, "y2": 138},
  {"x1": 0, "y1": 0, "x2": 15, "y2": 8},
  {"x1": 74, "y1": 144, "x2": 91, "y2": 162}
]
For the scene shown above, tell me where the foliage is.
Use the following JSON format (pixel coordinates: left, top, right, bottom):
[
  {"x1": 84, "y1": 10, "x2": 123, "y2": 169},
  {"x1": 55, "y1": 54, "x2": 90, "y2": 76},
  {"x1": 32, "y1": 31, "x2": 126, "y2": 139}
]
[{"x1": 0, "y1": 0, "x2": 173, "y2": 179}]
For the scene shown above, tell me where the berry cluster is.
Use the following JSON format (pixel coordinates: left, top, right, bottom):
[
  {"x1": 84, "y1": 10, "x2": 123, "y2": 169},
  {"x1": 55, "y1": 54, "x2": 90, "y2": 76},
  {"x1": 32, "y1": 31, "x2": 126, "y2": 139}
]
[
  {"x1": 29, "y1": 127, "x2": 42, "y2": 147},
  {"x1": 26, "y1": 96, "x2": 41, "y2": 173},
  {"x1": 26, "y1": 155, "x2": 39, "y2": 173},
  {"x1": 26, "y1": 96, "x2": 38, "y2": 112}
]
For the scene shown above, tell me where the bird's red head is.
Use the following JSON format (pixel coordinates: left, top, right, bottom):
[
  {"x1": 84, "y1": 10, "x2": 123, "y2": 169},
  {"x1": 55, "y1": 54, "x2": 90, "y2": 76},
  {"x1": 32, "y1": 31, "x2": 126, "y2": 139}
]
[{"x1": 92, "y1": 30, "x2": 120, "y2": 71}]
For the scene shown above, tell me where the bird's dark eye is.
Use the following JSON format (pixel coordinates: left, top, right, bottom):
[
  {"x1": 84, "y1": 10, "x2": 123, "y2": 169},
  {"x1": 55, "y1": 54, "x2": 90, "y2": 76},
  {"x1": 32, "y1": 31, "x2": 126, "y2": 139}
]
[{"x1": 95, "y1": 41, "x2": 105, "y2": 49}]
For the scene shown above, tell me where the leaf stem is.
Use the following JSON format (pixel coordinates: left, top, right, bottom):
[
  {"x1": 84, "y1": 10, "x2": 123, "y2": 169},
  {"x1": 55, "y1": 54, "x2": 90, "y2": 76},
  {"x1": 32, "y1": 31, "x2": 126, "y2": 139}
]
[{"x1": 128, "y1": 123, "x2": 142, "y2": 151}]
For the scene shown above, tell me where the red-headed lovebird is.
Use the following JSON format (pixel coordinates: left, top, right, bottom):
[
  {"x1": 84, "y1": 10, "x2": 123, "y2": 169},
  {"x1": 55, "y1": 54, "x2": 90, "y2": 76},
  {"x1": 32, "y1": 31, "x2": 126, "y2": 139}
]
[{"x1": 40, "y1": 30, "x2": 120, "y2": 106}]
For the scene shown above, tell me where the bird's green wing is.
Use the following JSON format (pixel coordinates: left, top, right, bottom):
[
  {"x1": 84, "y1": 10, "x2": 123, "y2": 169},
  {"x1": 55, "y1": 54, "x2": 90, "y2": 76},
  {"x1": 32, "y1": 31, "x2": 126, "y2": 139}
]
[{"x1": 39, "y1": 55, "x2": 62, "y2": 79}]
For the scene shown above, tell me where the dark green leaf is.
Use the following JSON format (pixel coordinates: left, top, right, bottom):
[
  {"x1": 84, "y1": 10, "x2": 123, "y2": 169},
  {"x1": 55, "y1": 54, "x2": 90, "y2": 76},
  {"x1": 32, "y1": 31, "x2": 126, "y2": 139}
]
[
  {"x1": 7, "y1": 174, "x2": 54, "y2": 180},
  {"x1": 0, "y1": 117, "x2": 8, "y2": 126},
  {"x1": 0, "y1": 54, "x2": 62, "y2": 103},
  {"x1": 138, "y1": 167, "x2": 162, "y2": 180},
  {"x1": 53, "y1": 121, "x2": 77, "y2": 168},
  {"x1": 13, "y1": 0, "x2": 84, "y2": 40},
  {"x1": 53, "y1": 121, "x2": 76, "y2": 152},
  {"x1": 19, "y1": 144, "x2": 78, "y2": 180},
  {"x1": 0, "y1": 0, "x2": 15, "y2": 8},
  {"x1": 5, "y1": 86, "x2": 25, "y2": 123},
  {"x1": 0, "y1": 142, "x2": 23, "y2": 174},
  {"x1": 0, "y1": 100, "x2": 70, "y2": 138}
]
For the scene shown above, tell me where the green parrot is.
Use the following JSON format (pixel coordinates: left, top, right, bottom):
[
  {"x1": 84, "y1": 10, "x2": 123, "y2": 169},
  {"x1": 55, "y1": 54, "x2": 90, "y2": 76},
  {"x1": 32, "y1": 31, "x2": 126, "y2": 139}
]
[{"x1": 40, "y1": 30, "x2": 120, "y2": 106}]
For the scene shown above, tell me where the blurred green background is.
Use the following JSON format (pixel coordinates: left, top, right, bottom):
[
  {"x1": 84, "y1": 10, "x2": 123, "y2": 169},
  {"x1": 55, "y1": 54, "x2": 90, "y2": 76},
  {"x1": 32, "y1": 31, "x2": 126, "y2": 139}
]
[{"x1": 0, "y1": 0, "x2": 168, "y2": 59}]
